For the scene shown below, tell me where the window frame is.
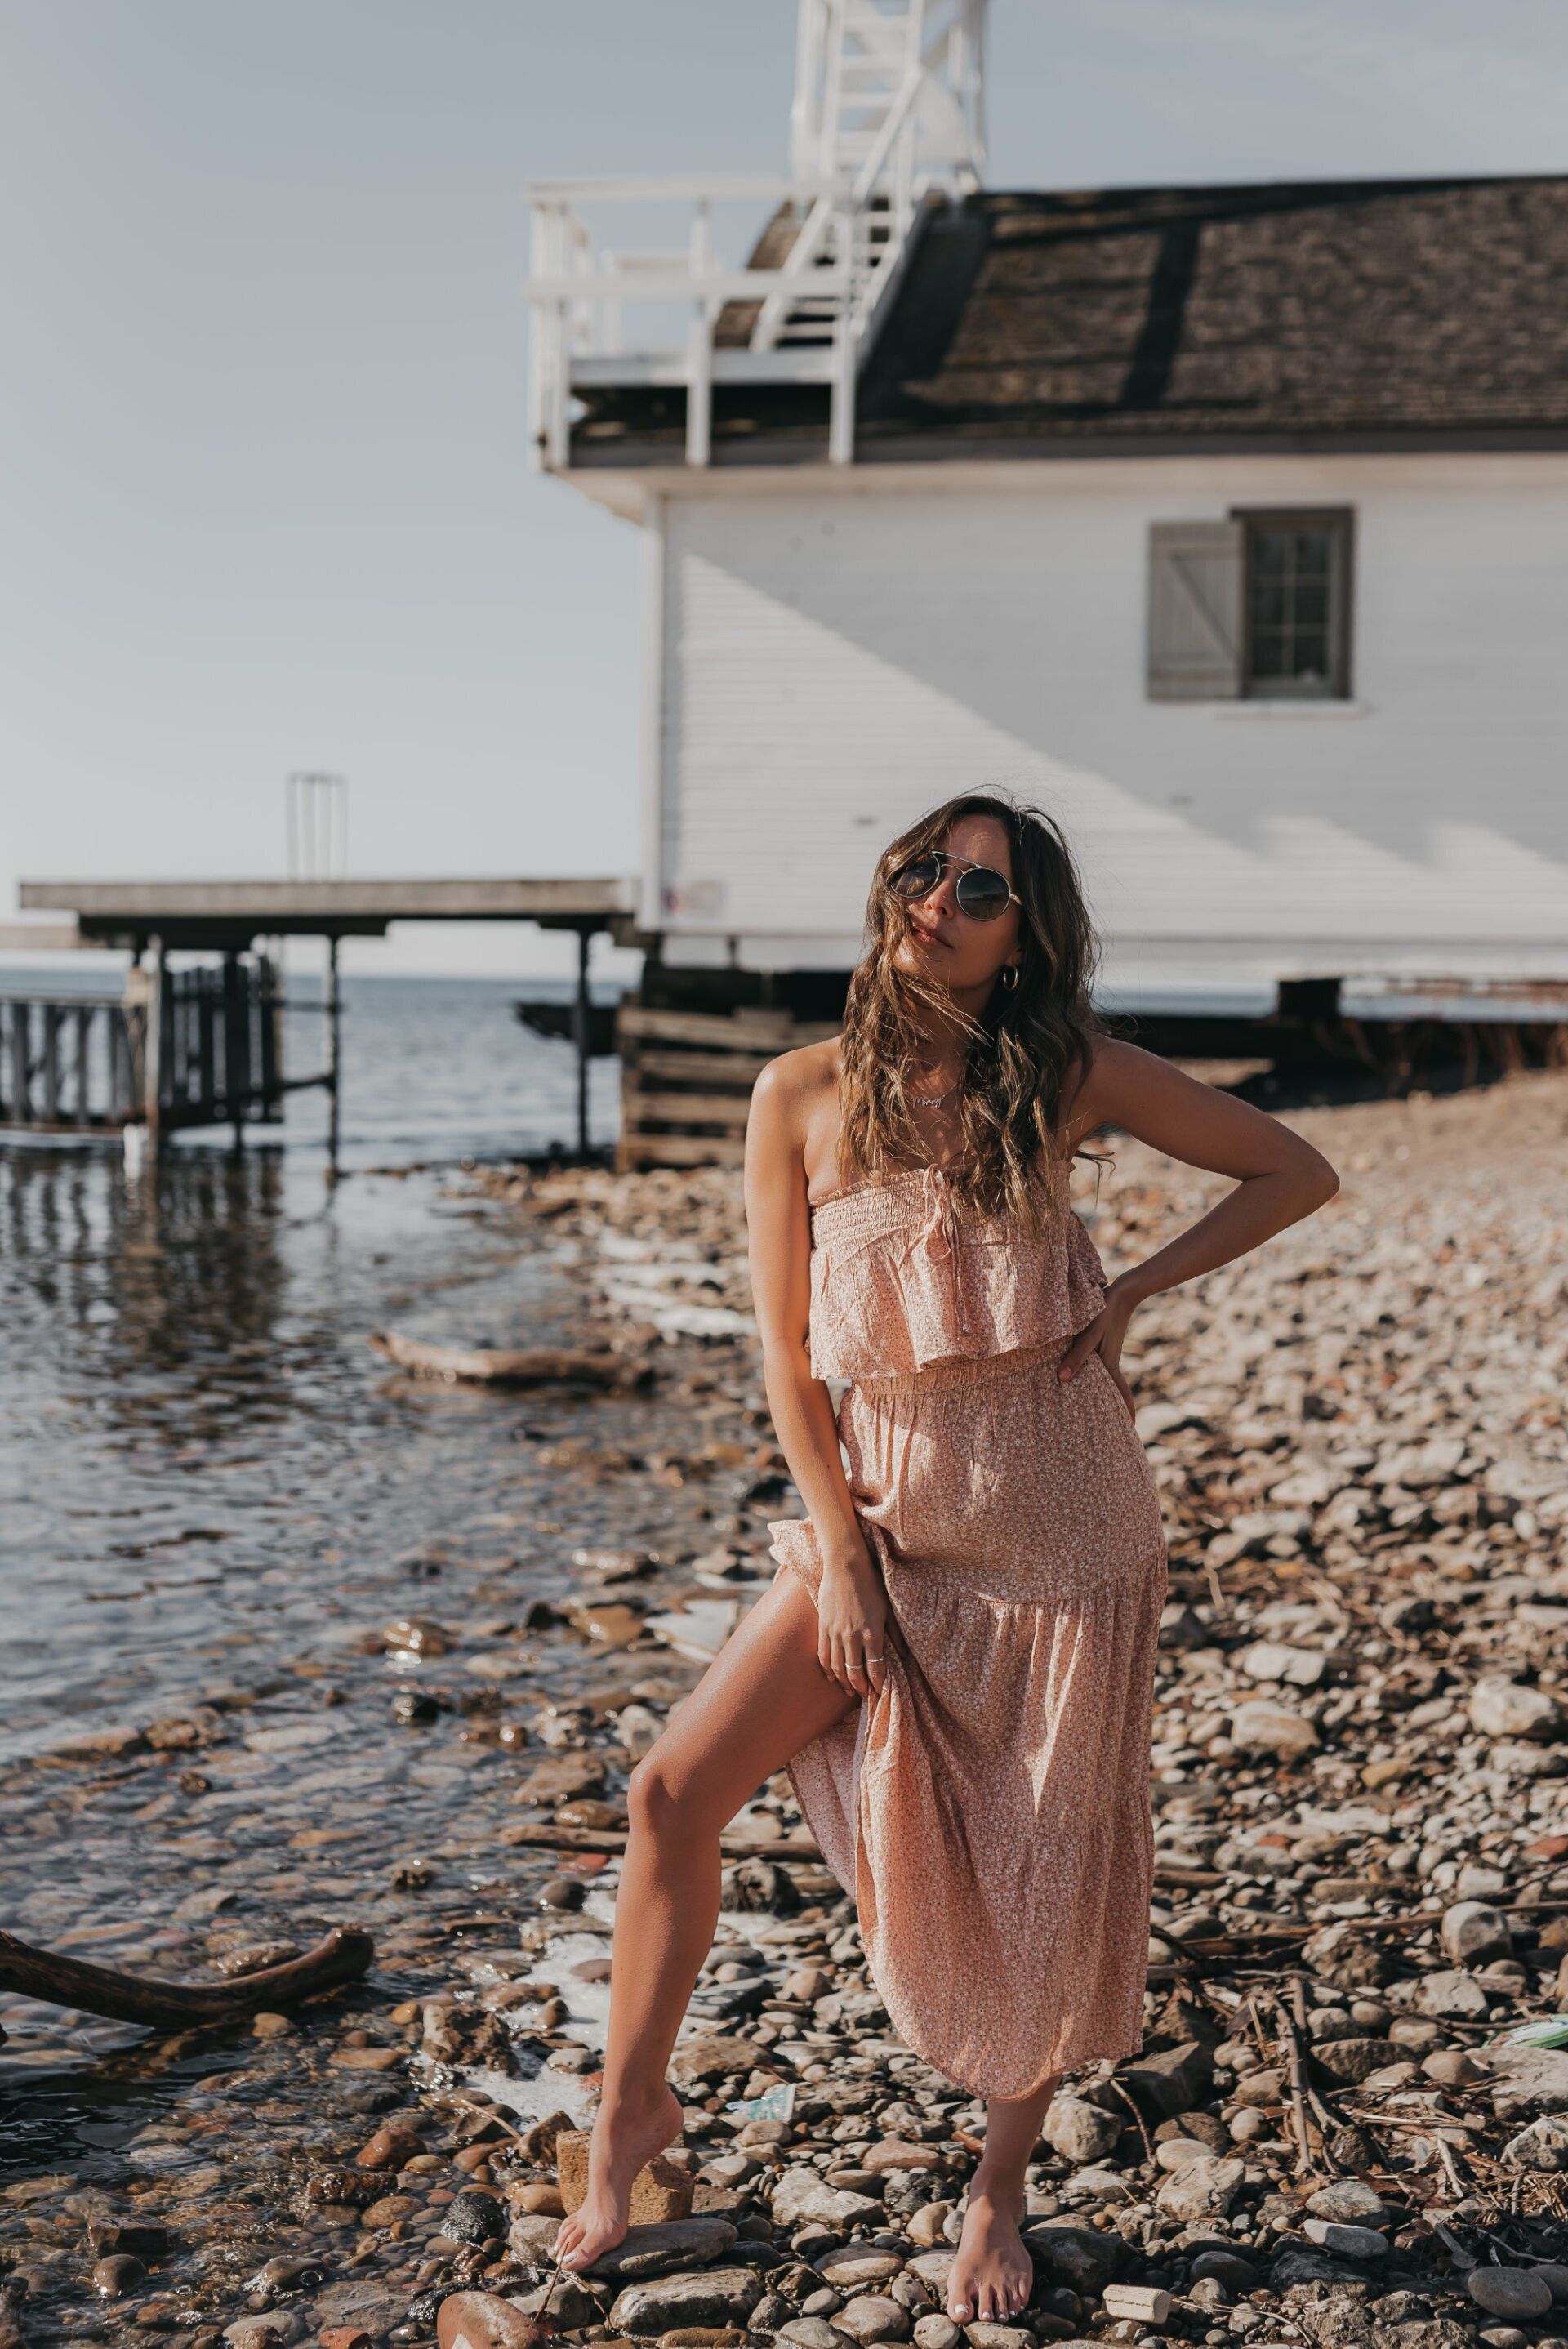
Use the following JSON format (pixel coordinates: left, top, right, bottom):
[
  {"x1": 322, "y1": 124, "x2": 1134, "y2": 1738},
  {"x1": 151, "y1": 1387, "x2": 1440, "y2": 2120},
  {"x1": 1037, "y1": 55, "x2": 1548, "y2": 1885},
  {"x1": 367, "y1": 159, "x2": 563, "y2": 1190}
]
[{"x1": 1231, "y1": 505, "x2": 1356, "y2": 702}]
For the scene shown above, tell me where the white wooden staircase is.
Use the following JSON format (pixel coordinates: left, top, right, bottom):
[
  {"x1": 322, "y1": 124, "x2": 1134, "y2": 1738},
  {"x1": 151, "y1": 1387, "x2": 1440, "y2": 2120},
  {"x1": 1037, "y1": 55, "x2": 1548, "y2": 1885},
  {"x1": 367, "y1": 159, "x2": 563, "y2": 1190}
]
[{"x1": 524, "y1": 0, "x2": 987, "y2": 467}]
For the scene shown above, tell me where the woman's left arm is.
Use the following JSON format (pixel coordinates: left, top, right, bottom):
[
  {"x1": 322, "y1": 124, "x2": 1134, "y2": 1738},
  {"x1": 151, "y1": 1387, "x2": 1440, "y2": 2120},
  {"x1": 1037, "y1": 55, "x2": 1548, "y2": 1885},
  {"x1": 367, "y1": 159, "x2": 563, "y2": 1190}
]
[{"x1": 1057, "y1": 1037, "x2": 1340, "y2": 1406}]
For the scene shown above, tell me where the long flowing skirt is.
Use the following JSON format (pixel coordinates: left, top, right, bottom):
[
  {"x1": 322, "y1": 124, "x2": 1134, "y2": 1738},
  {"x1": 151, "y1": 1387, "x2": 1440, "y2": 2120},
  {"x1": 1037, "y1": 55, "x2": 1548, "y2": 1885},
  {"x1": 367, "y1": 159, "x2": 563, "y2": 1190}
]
[{"x1": 767, "y1": 1332, "x2": 1168, "y2": 2102}]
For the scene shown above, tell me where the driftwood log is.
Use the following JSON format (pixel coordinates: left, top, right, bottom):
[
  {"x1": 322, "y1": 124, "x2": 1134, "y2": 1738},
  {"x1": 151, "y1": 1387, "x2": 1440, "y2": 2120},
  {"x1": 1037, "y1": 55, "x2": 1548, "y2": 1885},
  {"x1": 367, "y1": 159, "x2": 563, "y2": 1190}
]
[
  {"x1": 369, "y1": 1332, "x2": 651, "y2": 1390},
  {"x1": 0, "y1": 1923, "x2": 373, "y2": 2031},
  {"x1": 504, "y1": 1821, "x2": 824, "y2": 1865}
]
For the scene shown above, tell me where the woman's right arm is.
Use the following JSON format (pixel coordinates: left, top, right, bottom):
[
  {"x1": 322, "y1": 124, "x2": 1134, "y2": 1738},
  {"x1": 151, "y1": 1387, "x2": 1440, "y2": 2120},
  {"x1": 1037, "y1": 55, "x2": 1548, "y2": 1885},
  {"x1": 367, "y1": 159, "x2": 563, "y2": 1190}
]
[{"x1": 743, "y1": 1054, "x2": 890, "y2": 1701}]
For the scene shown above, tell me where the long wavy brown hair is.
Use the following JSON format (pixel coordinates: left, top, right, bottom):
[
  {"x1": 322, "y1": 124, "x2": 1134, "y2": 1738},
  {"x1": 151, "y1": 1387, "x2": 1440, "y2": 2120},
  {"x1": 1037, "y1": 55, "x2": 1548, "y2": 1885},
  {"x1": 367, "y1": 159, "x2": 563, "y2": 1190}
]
[{"x1": 835, "y1": 791, "x2": 1107, "y2": 1239}]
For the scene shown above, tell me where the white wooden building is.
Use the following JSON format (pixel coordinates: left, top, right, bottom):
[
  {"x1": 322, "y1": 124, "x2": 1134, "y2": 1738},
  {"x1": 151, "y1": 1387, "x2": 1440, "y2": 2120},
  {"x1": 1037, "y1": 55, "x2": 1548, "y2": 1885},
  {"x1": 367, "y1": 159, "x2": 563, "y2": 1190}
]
[{"x1": 526, "y1": 1, "x2": 1568, "y2": 1013}]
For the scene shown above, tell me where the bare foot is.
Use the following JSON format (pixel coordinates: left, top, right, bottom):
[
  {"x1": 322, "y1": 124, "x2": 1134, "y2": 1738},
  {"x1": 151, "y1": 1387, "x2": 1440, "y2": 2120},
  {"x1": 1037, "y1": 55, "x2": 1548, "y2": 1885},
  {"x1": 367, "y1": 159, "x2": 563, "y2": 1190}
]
[
  {"x1": 945, "y1": 2180, "x2": 1032, "y2": 2325},
  {"x1": 550, "y1": 2083, "x2": 685, "y2": 2274}
]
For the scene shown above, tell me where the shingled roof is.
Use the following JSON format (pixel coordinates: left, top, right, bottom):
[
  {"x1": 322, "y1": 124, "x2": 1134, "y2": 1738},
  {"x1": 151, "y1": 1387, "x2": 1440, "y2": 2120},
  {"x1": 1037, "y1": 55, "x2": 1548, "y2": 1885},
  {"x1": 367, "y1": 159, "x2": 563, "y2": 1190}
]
[{"x1": 570, "y1": 174, "x2": 1568, "y2": 466}]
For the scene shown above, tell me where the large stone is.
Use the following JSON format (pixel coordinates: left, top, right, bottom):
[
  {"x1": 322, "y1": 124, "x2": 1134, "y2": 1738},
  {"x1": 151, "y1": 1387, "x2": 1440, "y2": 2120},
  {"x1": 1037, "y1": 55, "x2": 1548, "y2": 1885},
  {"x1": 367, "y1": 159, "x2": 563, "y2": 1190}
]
[
  {"x1": 832, "y1": 2296, "x2": 911, "y2": 2342},
  {"x1": 1229, "y1": 1700, "x2": 1320, "y2": 1762},
  {"x1": 1040, "y1": 2096, "x2": 1122, "y2": 2166},
  {"x1": 1312, "y1": 2039, "x2": 1402, "y2": 2085},
  {"x1": 1307, "y1": 2180, "x2": 1388, "y2": 2226},
  {"x1": 1153, "y1": 2155, "x2": 1246, "y2": 2223},
  {"x1": 1414, "y1": 1970, "x2": 1491, "y2": 2021},
  {"x1": 441, "y1": 2189, "x2": 506, "y2": 2244},
  {"x1": 1228, "y1": 2066, "x2": 1284, "y2": 2106},
  {"x1": 515, "y1": 1751, "x2": 606, "y2": 1802},
  {"x1": 608, "y1": 2267, "x2": 765, "y2": 2336},
  {"x1": 1467, "y1": 2268, "x2": 1553, "y2": 2321},
  {"x1": 863, "y1": 2138, "x2": 941, "y2": 2174},
  {"x1": 1485, "y1": 2044, "x2": 1568, "y2": 2122},
  {"x1": 1441, "y1": 1901, "x2": 1512, "y2": 1966},
  {"x1": 577, "y1": 2216, "x2": 740, "y2": 2283},
  {"x1": 908, "y1": 2252, "x2": 956, "y2": 2293},
  {"x1": 1303, "y1": 2220, "x2": 1387, "y2": 2261},
  {"x1": 1116, "y1": 2041, "x2": 1214, "y2": 2117},
  {"x1": 781, "y1": 2324, "x2": 857, "y2": 2349},
  {"x1": 1503, "y1": 2116, "x2": 1568, "y2": 2170},
  {"x1": 1240, "y1": 1643, "x2": 1328, "y2": 1687},
  {"x1": 817, "y1": 2252, "x2": 907, "y2": 2290},
  {"x1": 436, "y1": 2295, "x2": 542, "y2": 2349},
  {"x1": 506, "y1": 2212, "x2": 564, "y2": 2265},
  {"x1": 1020, "y1": 2222, "x2": 1122, "y2": 2293},
  {"x1": 772, "y1": 2169, "x2": 886, "y2": 2230},
  {"x1": 669, "y1": 2035, "x2": 781, "y2": 2089},
  {"x1": 1468, "y1": 1680, "x2": 1563, "y2": 1743},
  {"x1": 911, "y1": 2322, "x2": 960, "y2": 2349}
]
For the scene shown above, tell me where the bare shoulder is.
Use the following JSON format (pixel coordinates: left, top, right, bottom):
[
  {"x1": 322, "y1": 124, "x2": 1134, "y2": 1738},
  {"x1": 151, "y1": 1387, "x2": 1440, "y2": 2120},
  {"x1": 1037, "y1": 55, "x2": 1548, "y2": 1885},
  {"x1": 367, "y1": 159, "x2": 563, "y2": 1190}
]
[
  {"x1": 1060, "y1": 1032, "x2": 1136, "y2": 1148},
  {"x1": 746, "y1": 1036, "x2": 842, "y2": 1191},
  {"x1": 751, "y1": 1034, "x2": 840, "y2": 1117}
]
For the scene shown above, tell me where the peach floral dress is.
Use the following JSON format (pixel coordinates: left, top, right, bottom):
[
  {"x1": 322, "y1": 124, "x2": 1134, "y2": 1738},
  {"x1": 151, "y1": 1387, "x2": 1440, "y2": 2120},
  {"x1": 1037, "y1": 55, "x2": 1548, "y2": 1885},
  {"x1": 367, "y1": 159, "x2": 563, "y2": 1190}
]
[{"x1": 766, "y1": 1156, "x2": 1167, "y2": 2100}]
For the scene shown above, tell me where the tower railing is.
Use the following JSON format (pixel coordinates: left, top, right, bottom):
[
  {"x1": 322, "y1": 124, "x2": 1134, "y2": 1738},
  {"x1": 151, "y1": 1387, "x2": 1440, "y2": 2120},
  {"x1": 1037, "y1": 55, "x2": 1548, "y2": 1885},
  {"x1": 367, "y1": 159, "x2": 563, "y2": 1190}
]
[{"x1": 523, "y1": 0, "x2": 987, "y2": 468}]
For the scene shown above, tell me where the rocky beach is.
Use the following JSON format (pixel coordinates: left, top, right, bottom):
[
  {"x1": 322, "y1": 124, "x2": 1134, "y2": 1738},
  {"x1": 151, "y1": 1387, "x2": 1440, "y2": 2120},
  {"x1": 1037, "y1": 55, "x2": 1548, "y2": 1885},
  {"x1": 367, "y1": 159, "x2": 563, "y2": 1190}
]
[{"x1": 3, "y1": 1065, "x2": 1567, "y2": 2349}]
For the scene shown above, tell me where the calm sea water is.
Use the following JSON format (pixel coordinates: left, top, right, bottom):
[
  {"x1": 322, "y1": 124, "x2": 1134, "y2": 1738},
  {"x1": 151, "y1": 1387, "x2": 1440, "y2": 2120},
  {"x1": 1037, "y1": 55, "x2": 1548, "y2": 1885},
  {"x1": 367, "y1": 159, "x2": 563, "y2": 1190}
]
[{"x1": 0, "y1": 973, "x2": 632, "y2": 1765}]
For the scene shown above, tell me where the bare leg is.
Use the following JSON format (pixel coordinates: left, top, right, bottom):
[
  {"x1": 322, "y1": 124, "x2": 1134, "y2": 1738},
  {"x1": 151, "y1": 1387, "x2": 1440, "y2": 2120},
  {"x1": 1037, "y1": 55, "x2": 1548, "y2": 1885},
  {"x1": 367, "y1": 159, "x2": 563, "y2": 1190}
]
[
  {"x1": 945, "y1": 2076, "x2": 1058, "y2": 2323},
  {"x1": 552, "y1": 1565, "x2": 858, "y2": 2272}
]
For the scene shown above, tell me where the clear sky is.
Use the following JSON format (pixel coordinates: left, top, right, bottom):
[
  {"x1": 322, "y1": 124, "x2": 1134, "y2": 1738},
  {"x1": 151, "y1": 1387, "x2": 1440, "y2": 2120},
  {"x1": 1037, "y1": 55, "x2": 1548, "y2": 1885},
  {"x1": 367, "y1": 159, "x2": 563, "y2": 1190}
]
[{"x1": 4, "y1": 0, "x2": 1565, "y2": 978}]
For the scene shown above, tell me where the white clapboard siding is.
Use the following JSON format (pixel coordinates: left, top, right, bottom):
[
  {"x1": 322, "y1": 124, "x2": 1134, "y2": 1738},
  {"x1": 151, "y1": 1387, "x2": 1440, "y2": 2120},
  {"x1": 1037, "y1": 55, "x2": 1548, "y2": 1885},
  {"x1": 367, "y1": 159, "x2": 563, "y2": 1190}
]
[{"x1": 652, "y1": 454, "x2": 1568, "y2": 989}]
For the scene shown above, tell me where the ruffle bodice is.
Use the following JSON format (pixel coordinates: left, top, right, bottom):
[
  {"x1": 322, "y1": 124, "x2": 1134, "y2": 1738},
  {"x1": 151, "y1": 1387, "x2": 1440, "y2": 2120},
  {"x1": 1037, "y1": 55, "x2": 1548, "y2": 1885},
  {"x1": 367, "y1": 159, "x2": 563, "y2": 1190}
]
[{"x1": 806, "y1": 1155, "x2": 1107, "y2": 1382}]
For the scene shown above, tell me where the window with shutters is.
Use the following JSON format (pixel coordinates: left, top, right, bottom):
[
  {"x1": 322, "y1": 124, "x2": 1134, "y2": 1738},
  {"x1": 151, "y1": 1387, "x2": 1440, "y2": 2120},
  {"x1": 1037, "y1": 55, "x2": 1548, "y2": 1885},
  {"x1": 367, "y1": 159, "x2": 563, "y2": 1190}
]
[
  {"x1": 1235, "y1": 507, "x2": 1354, "y2": 699},
  {"x1": 1147, "y1": 507, "x2": 1353, "y2": 702}
]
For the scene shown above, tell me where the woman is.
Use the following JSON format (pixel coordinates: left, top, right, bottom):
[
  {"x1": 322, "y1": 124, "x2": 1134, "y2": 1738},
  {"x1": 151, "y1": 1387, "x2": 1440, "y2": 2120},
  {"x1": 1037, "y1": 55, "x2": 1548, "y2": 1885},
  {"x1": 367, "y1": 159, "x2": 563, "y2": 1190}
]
[{"x1": 553, "y1": 792, "x2": 1338, "y2": 2320}]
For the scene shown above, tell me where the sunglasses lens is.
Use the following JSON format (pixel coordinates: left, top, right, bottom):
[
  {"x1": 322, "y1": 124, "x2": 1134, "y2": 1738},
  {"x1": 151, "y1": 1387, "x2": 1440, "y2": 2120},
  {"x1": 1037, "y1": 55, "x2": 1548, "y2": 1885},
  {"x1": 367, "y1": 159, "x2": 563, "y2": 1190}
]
[
  {"x1": 889, "y1": 854, "x2": 941, "y2": 898},
  {"x1": 956, "y1": 868, "x2": 1012, "y2": 920}
]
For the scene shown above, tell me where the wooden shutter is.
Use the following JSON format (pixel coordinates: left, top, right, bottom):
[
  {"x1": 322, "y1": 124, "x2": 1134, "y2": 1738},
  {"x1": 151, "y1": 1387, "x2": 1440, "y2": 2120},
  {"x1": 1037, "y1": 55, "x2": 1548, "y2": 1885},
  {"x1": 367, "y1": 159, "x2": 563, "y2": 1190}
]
[{"x1": 1147, "y1": 520, "x2": 1245, "y2": 701}]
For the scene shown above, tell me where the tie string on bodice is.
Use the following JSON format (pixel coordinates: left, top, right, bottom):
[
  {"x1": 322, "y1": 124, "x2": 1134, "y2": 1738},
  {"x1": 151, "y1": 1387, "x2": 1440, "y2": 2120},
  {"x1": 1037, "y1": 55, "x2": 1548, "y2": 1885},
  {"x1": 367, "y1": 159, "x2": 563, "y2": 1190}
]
[{"x1": 917, "y1": 1164, "x2": 968, "y2": 1346}]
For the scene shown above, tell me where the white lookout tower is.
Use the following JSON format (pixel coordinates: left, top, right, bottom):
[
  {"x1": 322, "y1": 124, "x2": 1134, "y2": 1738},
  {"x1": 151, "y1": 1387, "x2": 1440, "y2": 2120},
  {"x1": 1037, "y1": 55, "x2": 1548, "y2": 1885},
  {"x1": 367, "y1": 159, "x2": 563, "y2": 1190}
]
[{"x1": 524, "y1": 0, "x2": 987, "y2": 468}]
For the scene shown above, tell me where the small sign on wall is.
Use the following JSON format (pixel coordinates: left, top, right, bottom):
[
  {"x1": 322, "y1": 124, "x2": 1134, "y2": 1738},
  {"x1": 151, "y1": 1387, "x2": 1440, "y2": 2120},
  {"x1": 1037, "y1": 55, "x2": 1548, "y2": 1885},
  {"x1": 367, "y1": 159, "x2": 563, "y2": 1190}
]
[{"x1": 663, "y1": 879, "x2": 727, "y2": 916}]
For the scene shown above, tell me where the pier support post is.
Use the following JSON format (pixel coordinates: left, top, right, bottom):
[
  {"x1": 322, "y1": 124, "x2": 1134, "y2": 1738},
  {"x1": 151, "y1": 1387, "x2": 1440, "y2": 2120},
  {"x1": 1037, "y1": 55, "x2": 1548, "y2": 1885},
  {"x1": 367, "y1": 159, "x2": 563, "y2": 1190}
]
[
  {"x1": 223, "y1": 952, "x2": 246, "y2": 1154},
  {"x1": 324, "y1": 934, "x2": 341, "y2": 1177},
  {"x1": 572, "y1": 925, "x2": 591, "y2": 1158},
  {"x1": 143, "y1": 935, "x2": 166, "y2": 1158}
]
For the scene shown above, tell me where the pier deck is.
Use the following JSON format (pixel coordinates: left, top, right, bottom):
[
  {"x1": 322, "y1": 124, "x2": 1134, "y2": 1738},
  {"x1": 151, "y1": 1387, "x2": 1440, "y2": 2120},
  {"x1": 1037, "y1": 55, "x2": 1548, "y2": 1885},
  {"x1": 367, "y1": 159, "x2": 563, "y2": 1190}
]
[{"x1": 19, "y1": 876, "x2": 641, "y2": 950}]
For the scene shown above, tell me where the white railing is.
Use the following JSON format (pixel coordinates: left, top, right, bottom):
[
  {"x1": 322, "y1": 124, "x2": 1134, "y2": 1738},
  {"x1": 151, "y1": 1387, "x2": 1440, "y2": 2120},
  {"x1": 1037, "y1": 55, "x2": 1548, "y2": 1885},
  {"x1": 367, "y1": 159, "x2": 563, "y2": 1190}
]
[
  {"x1": 523, "y1": 1, "x2": 986, "y2": 470},
  {"x1": 523, "y1": 172, "x2": 927, "y2": 470}
]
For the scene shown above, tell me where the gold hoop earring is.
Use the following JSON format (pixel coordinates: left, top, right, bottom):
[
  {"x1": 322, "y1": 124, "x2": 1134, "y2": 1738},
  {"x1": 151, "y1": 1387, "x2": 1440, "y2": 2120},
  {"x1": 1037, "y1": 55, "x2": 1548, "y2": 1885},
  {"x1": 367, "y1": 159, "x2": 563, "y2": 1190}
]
[{"x1": 1000, "y1": 963, "x2": 1020, "y2": 991}]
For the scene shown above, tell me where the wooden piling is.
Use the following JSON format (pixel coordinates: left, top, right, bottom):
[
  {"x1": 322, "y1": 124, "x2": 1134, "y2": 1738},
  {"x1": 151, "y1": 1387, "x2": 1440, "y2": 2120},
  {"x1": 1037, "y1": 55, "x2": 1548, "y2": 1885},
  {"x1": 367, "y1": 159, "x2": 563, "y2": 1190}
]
[
  {"x1": 323, "y1": 935, "x2": 341, "y2": 1170},
  {"x1": 572, "y1": 925, "x2": 591, "y2": 1157},
  {"x1": 142, "y1": 938, "x2": 165, "y2": 1155}
]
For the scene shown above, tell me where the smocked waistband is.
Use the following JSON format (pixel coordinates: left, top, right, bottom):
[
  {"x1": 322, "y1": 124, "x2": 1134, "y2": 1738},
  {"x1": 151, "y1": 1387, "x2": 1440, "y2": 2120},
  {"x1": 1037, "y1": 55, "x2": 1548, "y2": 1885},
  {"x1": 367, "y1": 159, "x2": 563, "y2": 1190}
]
[{"x1": 846, "y1": 1331, "x2": 1079, "y2": 1400}]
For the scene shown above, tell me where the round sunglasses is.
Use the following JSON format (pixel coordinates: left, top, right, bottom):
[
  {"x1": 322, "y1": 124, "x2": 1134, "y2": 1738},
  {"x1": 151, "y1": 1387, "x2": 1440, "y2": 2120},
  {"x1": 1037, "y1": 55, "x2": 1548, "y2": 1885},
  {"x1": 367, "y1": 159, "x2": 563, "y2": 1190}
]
[{"x1": 889, "y1": 848, "x2": 1022, "y2": 924}]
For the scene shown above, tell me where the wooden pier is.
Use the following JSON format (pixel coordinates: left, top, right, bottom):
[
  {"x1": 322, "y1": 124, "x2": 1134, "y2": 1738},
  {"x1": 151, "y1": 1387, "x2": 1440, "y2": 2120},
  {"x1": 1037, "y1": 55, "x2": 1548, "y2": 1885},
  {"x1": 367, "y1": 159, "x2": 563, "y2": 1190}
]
[{"x1": 11, "y1": 876, "x2": 640, "y2": 1159}]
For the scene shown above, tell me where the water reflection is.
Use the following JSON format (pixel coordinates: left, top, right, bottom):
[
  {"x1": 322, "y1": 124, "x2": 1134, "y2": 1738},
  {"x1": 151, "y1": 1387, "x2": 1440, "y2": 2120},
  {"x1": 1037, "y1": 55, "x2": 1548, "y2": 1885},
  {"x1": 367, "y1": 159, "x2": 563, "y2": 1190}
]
[{"x1": 0, "y1": 1141, "x2": 580, "y2": 1758}]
